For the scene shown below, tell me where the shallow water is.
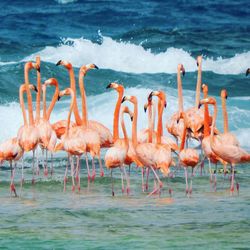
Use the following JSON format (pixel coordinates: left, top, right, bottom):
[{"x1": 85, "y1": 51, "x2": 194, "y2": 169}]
[{"x1": 0, "y1": 159, "x2": 250, "y2": 249}]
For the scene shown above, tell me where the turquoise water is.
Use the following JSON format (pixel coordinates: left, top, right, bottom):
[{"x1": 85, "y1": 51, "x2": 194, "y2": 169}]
[{"x1": 1, "y1": 0, "x2": 250, "y2": 249}]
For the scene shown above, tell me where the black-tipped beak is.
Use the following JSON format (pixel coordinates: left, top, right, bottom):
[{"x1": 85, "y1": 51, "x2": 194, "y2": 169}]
[
  {"x1": 149, "y1": 91, "x2": 153, "y2": 99},
  {"x1": 225, "y1": 95, "x2": 228, "y2": 99},
  {"x1": 56, "y1": 60, "x2": 62, "y2": 66},
  {"x1": 144, "y1": 106, "x2": 147, "y2": 113},
  {"x1": 37, "y1": 66, "x2": 40, "y2": 73},
  {"x1": 197, "y1": 62, "x2": 199, "y2": 67},
  {"x1": 106, "y1": 83, "x2": 112, "y2": 89},
  {"x1": 182, "y1": 70, "x2": 185, "y2": 77},
  {"x1": 33, "y1": 85, "x2": 38, "y2": 92},
  {"x1": 57, "y1": 95, "x2": 61, "y2": 101},
  {"x1": 246, "y1": 68, "x2": 250, "y2": 76},
  {"x1": 164, "y1": 101, "x2": 167, "y2": 108},
  {"x1": 121, "y1": 96, "x2": 126, "y2": 103},
  {"x1": 130, "y1": 116, "x2": 133, "y2": 122},
  {"x1": 94, "y1": 64, "x2": 99, "y2": 69},
  {"x1": 198, "y1": 103, "x2": 202, "y2": 109}
]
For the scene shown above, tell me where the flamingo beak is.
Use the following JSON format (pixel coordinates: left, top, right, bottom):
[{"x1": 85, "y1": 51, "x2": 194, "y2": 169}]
[
  {"x1": 246, "y1": 68, "x2": 250, "y2": 76},
  {"x1": 56, "y1": 60, "x2": 62, "y2": 66},
  {"x1": 182, "y1": 69, "x2": 185, "y2": 77},
  {"x1": 198, "y1": 102, "x2": 202, "y2": 109},
  {"x1": 36, "y1": 66, "x2": 40, "y2": 72},
  {"x1": 164, "y1": 101, "x2": 167, "y2": 108},
  {"x1": 149, "y1": 91, "x2": 154, "y2": 99},
  {"x1": 57, "y1": 95, "x2": 61, "y2": 101},
  {"x1": 144, "y1": 106, "x2": 147, "y2": 113},
  {"x1": 106, "y1": 83, "x2": 112, "y2": 89},
  {"x1": 33, "y1": 85, "x2": 38, "y2": 92},
  {"x1": 121, "y1": 96, "x2": 126, "y2": 103},
  {"x1": 130, "y1": 116, "x2": 133, "y2": 122},
  {"x1": 93, "y1": 64, "x2": 99, "y2": 69}
]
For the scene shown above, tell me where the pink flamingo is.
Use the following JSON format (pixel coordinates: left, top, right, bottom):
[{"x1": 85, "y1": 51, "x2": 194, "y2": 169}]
[
  {"x1": 178, "y1": 112, "x2": 199, "y2": 197},
  {"x1": 104, "y1": 105, "x2": 131, "y2": 196},
  {"x1": 199, "y1": 97, "x2": 250, "y2": 194}
]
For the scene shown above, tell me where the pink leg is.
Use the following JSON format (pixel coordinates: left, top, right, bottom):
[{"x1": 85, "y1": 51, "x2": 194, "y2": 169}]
[
  {"x1": 32, "y1": 150, "x2": 35, "y2": 185},
  {"x1": 189, "y1": 168, "x2": 193, "y2": 196},
  {"x1": 50, "y1": 153, "x2": 54, "y2": 176},
  {"x1": 230, "y1": 164, "x2": 235, "y2": 194},
  {"x1": 21, "y1": 156, "x2": 24, "y2": 185},
  {"x1": 85, "y1": 154, "x2": 91, "y2": 181},
  {"x1": 63, "y1": 156, "x2": 69, "y2": 192},
  {"x1": 70, "y1": 156, "x2": 75, "y2": 192},
  {"x1": 10, "y1": 161, "x2": 17, "y2": 197},
  {"x1": 91, "y1": 157, "x2": 96, "y2": 182},
  {"x1": 98, "y1": 155, "x2": 104, "y2": 177},
  {"x1": 146, "y1": 167, "x2": 150, "y2": 191},
  {"x1": 44, "y1": 150, "x2": 48, "y2": 176},
  {"x1": 120, "y1": 168, "x2": 124, "y2": 193},
  {"x1": 123, "y1": 166, "x2": 130, "y2": 195},
  {"x1": 147, "y1": 167, "x2": 162, "y2": 197},
  {"x1": 141, "y1": 168, "x2": 145, "y2": 192},
  {"x1": 184, "y1": 167, "x2": 189, "y2": 196},
  {"x1": 111, "y1": 169, "x2": 114, "y2": 196},
  {"x1": 76, "y1": 156, "x2": 81, "y2": 192}
]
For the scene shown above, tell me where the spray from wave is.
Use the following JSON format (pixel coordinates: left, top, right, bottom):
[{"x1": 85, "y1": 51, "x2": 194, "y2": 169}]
[{"x1": 22, "y1": 35, "x2": 250, "y2": 75}]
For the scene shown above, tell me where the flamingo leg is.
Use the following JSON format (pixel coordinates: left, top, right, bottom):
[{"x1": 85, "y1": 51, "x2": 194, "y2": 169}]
[
  {"x1": 36, "y1": 149, "x2": 39, "y2": 176},
  {"x1": 98, "y1": 155, "x2": 104, "y2": 177},
  {"x1": 230, "y1": 164, "x2": 235, "y2": 194},
  {"x1": 120, "y1": 168, "x2": 124, "y2": 193},
  {"x1": 44, "y1": 149, "x2": 48, "y2": 176},
  {"x1": 85, "y1": 154, "x2": 91, "y2": 182},
  {"x1": 76, "y1": 156, "x2": 81, "y2": 192},
  {"x1": 147, "y1": 166, "x2": 162, "y2": 197},
  {"x1": 208, "y1": 158, "x2": 213, "y2": 191},
  {"x1": 32, "y1": 150, "x2": 35, "y2": 185},
  {"x1": 10, "y1": 161, "x2": 17, "y2": 197},
  {"x1": 50, "y1": 153, "x2": 54, "y2": 176},
  {"x1": 91, "y1": 157, "x2": 96, "y2": 182},
  {"x1": 123, "y1": 166, "x2": 130, "y2": 195},
  {"x1": 184, "y1": 167, "x2": 189, "y2": 196},
  {"x1": 111, "y1": 169, "x2": 114, "y2": 196},
  {"x1": 213, "y1": 163, "x2": 217, "y2": 192},
  {"x1": 146, "y1": 167, "x2": 150, "y2": 191},
  {"x1": 63, "y1": 156, "x2": 69, "y2": 192},
  {"x1": 141, "y1": 167, "x2": 145, "y2": 192},
  {"x1": 70, "y1": 156, "x2": 75, "y2": 192},
  {"x1": 21, "y1": 156, "x2": 24, "y2": 185},
  {"x1": 189, "y1": 168, "x2": 193, "y2": 196}
]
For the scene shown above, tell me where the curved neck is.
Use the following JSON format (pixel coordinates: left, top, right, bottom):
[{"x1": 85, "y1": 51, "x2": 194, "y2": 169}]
[
  {"x1": 19, "y1": 86, "x2": 28, "y2": 126},
  {"x1": 68, "y1": 67, "x2": 82, "y2": 125},
  {"x1": 121, "y1": 113, "x2": 128, "y2": 141},
  {"x1": 180, "y1": 117, "x2": 187, "y2": 151},
  {"x1": 132, "y1": 101, "x2": 138, "y2": 147},
  {"x1": 177, "y1": 68, "x2": 184, "y2": 112},
  {"x1": 113, "y1": 89, "x2": 124, "y2": 141},
  {"x1": 42, "y1": 86, "x2": 47, "y2": 120},
  {"x1": 156, "y1": 99, "x2": 164, "y2": 144},
  {"x1": 35, "y1": 56, "x2": 41, "y2": 123},
  {"x1": 79, "y1": 71, "x2": 88, "y2": 127},
  {"x1": 221, "y1": 96, "x2": 229, "y2": 133},
  {"x1": 195, "y1": 62, "x2": 202, "y2": 110},
  {"x1": 24, "y1": 64, "x2": 34, "y2": 125},
  {"x1": 47, "y1": 83, "x2": 59, "y2": 121},
  {"x1": 210, "y1": 103, "x2": 217, "y2": 145},
  {"x1": 148, "y1": 102, "x2": 153, "y2": 143},
  {"x1": 66, "y1": 92, "x2": 75, "y2": 136},
  {"x1": 203, "y1": 91, "x2": 210, "y2": 137}
]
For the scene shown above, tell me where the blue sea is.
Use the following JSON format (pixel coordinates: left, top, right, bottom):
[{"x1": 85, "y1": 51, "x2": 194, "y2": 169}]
[{"x1": 0, "y1": 0, "x2": 250, "y2": 249}]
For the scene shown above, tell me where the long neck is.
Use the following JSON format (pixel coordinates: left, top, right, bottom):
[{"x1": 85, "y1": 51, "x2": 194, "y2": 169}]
[
  {"x1": 113, "y1": 89, "x2": 124, "y2": 141},
  {"x1": 47, "y1": 83, "x2": 59, "y2": 121},
  {"x1": 180, "y1": 117, "x2": 187, "y2": 151},
  {"x1": 156, "y1": 99, "x2": 163, "y2": 144},
  {"x1": 42, "y1": 86, "x2": 47, "y2": 120},
  {"x1": 210, "y1": 103, "x2": 217, "y2": 145},
  {"x1": 79, "y1": 71, "x2": 88, "y2": 127},
  {"x1": 19, "y1": 86, "x2": 28, "y2": 126},
  {"x1": 195, "y1": 62, "x2": 202, "y2": 110},
  {"x1": 121, "y1": 113, "x2": 128, "y2": 141},
  {"x1": 177, "y1": 69, "x2": 184, "y2": 112},
  {"x1": 203, "y1": 91, "x2": 210, "y2": 137},
  {"x1": 35, "y1": 56, "x2": 41, "y2": 123},
  {"x1": 69, "y1": 67, "x2": 82, "y2": 125},
  {"x1": 148, "y1": 102, "x2": 153, "y2": 143},
  {"x1": 66, "y1": 93, "x2": 74, "y2": 136},
  {"x1": 24, "y1": 65, "x2": 34, "y2": 125},
  {"x1": 132, "y1": 101, "x2": 138, "y2": 147},
  {"x1": 221, "y1": 96, "x2": 229, "y2": 133}
]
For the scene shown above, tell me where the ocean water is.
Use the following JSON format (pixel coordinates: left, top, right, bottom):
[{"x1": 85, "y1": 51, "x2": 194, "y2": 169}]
[{"x1": 0, "y1": 0, "x2": 250, "y2": 249}]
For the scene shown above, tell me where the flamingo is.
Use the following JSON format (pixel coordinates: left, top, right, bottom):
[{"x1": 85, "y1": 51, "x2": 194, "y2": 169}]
[
  {"x1": 199, "y1": 97, "x2": 250, "y2": 194},
  {"x1": 201, "y1": 84, "x2": 226, "y2": 190},
  {"x1": 17, "y1": 61, "x2": 40, "y2": 184},
  {"x1": 58, "y1": 88, "x2": 87, "y2": 192},
  {"x1": 104, "y1": 105, "x2": 131, "y2": 196},
  {"x1": 122, "y1": 93, "x2": 172, "y2": 196},
  {"x1": 167, "y1": 63, "x2": 185, "y2": 144},
  {"x1": 185, "y1": 56, "x2": 207, "y2": 140},
  {"x1": 178, "y1": 112, "x2": 199, "y2": 197},
  {"x1": 0, "y1": 84, "x2": 36, "y2": 196},
  {"x1": 79, "y1": 64, "x2": 113, "y2": 148},
  {"x1": 37, "y1": 78, "x2": 59, "y2": 175}
]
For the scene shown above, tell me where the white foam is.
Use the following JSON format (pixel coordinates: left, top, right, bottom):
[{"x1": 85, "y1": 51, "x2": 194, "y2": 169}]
[
  {"x1": 23, "y1": 36, "x2": 250, "y2": 75},
  {"x1": 54, "y1": 0, "x2": 78, "y2": 4}
]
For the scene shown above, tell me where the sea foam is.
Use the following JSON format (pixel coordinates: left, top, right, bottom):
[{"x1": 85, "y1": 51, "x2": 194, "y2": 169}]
[{"x1": 23, "y1": 36, "x2": 250, "y2": 75}]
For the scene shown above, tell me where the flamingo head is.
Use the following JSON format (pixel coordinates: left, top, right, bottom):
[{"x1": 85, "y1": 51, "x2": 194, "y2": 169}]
[
  {"x1": 106, "y1": 82, "x2": 124, "y2": 93},
  {"x1": 44, "y1": 78, "x2": 58, "y2": 87},
  {"x1": 178, "y1": 64, "x2": 185, "y2": 76},
  {"x1": 149, "y1": 91, "x2": 167, "y2": 107},
  {"x1": 56, "y1": 60, "x2": 72, "y2": 70},
  {"x1": 246, "y1": 68, "x2": 250, "y2": 76},
  {"x1": 30, "y1": 84, "x2": 38, "y2": 92},
  {"x1": 196, "y1": 55, "x2": 202, "y2": 67},
  {"x1": 199, "y1": 97, "x2": 217, "y2": 108},
  {"x1": 220, "y1": 89, "x2": 228, "y2": 99},
  {"x1": 121, "y1": 95, "x2": 137, "y2": 105},
  {"x1": 80, "y1": 64, "x2": 98, "y2": 76},
  {"x1": 25, "y1": 61, "x2": 40, "y2": 72},
  {"x1": 121, "y1": 106, "x2": 133, "y2": 121},
  {"x1": 58, "y1": 88, "x2": 74, "y2": 101}
]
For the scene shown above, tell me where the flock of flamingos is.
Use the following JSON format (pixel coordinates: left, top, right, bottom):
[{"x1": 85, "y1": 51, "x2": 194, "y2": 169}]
[{"x1": 0, "y1": 55, "x2": 250, "y2": 198}]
